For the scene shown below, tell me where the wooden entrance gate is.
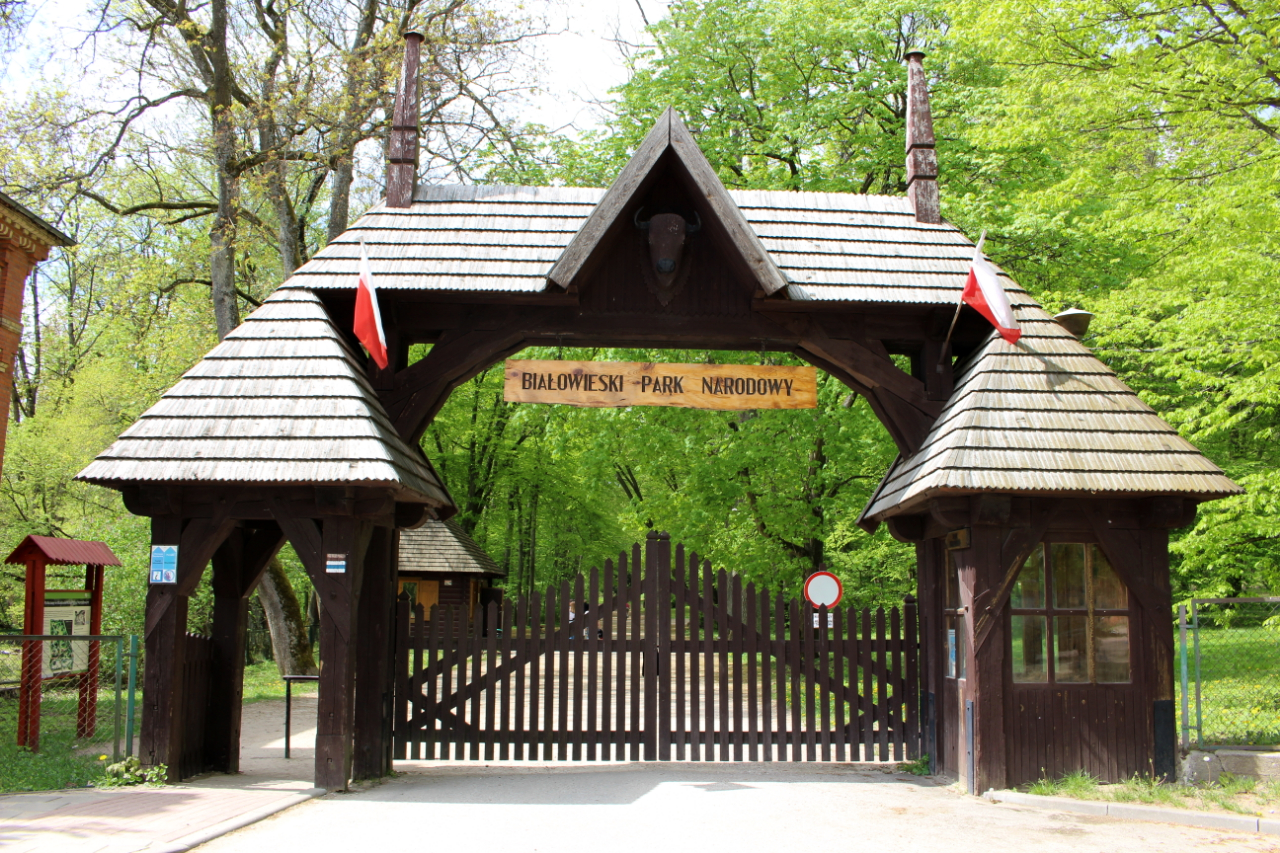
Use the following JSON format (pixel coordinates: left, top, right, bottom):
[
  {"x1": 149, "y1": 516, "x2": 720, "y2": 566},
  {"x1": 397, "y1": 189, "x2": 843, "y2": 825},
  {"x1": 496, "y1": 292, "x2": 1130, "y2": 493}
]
[{"x1": 393, "y1": 532, "x2": 921, "y2": 762}]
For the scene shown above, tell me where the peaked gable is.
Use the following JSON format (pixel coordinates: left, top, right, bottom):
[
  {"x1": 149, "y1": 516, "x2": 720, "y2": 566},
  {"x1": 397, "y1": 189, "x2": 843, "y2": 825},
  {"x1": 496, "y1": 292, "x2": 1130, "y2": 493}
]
[{"x1": 547, "y1": 108, "x2": 789, "y2": 297}]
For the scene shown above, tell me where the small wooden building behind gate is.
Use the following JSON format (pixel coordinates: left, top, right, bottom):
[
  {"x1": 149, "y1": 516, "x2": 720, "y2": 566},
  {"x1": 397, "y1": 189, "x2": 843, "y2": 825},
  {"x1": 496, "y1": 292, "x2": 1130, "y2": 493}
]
[
  {"x1": 76, "y1": 35, "x2": 1240, "y2": 792},
  {"x1": 397, "y1": 518, "x2": 505, "y2": 627}
]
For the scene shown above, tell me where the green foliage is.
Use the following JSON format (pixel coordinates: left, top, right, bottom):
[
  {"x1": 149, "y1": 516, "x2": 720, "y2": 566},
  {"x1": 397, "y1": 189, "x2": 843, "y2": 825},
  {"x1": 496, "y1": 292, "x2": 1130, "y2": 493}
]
[
  {"x1": 98, "y1": 756, "x2": 167, "y2": 788},
  {"x1": 424, "y1": 345, "x2": 912, "y2": 601},
  {"x1": 0, "y1": 741, "x2": 110, "y2": 793},
  {"x1": 899, "y1": 754, "x2": 931, "y2": 776}
]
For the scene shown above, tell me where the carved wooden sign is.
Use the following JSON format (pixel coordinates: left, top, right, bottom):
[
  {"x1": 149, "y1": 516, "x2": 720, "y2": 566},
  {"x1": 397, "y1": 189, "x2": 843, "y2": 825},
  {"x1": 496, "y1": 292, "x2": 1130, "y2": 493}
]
[{"x1": 504, "y1": 360, "x2": 818, "y2": 410}]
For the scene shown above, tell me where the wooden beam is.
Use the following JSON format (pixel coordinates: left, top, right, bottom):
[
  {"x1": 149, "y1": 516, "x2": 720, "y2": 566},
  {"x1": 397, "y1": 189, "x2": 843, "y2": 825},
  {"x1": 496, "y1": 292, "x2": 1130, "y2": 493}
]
[
  {"x1": 548, "y1": 109, "x2": 672, "y2": 289},
  {"x1": 207, "y1": 524, "x2": 285, "y2": 773},
  {"x1": 972, "y1": 502, "x2": 1060, "y2": 652},
  {"x1": 140, "y1": 515, "x2": 233, "y2": 781},
  {"x1": 279, "y1": 514, "x2": 371, "y2": 790},
  {"x1": 668, "y1": 112, "x2": 790, "y2": 296},
  {"x1": 353, "y1": 526, "x2": 395, "y2": 781}
]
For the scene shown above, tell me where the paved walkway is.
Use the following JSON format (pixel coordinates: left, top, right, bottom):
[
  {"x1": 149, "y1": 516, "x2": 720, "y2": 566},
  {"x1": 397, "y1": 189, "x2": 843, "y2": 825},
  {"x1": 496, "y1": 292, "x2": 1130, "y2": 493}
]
[
  {"x1": 0, "y1": 693, "x2": 322, "y2": 853},
  {"x1": 197, "y1": 762, "x2": 1279, "y2": 853}
]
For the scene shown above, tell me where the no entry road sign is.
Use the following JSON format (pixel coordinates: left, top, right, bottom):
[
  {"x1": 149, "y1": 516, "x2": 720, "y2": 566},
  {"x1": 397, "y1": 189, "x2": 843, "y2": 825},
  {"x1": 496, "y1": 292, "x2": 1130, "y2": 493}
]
[{"x1": 804, "y1": 571, "x2": 842, "y2": 609}]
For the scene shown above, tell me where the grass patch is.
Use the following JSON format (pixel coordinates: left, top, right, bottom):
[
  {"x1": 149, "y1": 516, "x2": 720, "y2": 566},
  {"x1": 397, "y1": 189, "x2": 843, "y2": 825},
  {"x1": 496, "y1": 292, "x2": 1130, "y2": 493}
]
[
  {"x1": 0, "y1": 737, "x2": 108, "y2": 793},
  {"x1": 1025, "y1": 770, "x2": 1280, "y2": 816},
  {"x1": 898, "y1": 754, "x2": 931, "y2": 776},
  {"x1": 1182, "y1": 622, "x2": 1280, "y2": 747},
  {"x1": 241, "y1": 660, "x2": 317, "y2": 704}
]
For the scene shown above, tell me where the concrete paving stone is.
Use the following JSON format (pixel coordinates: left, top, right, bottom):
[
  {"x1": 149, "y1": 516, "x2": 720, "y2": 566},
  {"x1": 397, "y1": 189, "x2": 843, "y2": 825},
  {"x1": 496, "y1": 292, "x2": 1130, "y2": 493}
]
[
  {"x1": 1106, "y1": 802, "x2": 1259, "y2": 832},
  {"x1": 986, "y1": 790, "x2": 1109, "y2": 815}
]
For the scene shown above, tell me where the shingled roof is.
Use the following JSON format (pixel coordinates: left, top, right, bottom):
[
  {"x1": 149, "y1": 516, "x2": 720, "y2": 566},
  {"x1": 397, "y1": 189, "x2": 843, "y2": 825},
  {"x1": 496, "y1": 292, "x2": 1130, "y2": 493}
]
[
  {"x1": 399, "y1": 519, "x2": 505, "y2": 577},
  {"x1": 859, "y1": 300, "x2": 1242, "y2": 522},
  {"x1": 288, "y1": 185, "x2": 978, "y2": 306},
  {"x1": 77, "y1": 287, "x2": 452, "y2": 506}
]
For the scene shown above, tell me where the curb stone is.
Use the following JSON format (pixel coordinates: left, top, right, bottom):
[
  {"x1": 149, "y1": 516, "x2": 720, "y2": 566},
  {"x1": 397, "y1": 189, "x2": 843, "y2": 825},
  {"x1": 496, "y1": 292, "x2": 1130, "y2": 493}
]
[
  {"x1": 984, "y1": 790, "x2": 1271, "y2": 835},
  {"x1": 144, "y1": 787, "x2": 326, "y2": 853}
]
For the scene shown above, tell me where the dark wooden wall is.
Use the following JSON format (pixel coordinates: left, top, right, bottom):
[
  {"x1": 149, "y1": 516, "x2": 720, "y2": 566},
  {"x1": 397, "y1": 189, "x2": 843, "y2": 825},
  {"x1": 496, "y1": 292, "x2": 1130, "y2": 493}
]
[{"x1": 905, "y1": 495, "x2": 1185, "y2": 790}]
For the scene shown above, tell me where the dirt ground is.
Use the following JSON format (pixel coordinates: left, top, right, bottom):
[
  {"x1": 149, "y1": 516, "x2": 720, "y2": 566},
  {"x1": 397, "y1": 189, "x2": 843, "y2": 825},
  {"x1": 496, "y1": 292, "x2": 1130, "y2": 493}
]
[{"x1": 213, "y1": 699, "x2": 1280, "y2": 853}]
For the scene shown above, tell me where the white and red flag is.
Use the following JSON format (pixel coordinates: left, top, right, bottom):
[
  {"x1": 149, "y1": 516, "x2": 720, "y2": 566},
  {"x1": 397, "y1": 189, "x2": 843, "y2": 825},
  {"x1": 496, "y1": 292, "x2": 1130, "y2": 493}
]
[
  {"x1": 353, "y1": 240, "x2": 388, "y2": 369},
  {"x1": 962, "y1": 234, "x2": 1021, "y2": 345}
]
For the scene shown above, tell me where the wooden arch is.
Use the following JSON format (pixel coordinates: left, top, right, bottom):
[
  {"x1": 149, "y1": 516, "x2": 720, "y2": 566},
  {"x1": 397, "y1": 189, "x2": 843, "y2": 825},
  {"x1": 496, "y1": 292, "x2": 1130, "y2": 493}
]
[{"x1": 320, "y1": 111, "x2": 964, "y2": 454}]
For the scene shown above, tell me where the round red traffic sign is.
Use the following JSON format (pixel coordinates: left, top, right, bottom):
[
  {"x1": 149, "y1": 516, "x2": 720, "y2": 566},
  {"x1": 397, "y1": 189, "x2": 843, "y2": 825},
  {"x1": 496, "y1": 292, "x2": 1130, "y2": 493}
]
[{"x1": 804, "y1": 571, "x2": 843, "y2": 609}]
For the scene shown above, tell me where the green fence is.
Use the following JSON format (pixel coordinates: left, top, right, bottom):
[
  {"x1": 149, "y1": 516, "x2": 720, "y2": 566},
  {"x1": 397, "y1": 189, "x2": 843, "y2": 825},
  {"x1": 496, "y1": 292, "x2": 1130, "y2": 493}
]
[
  {"x1": 1180, "y1": 599, "x2": 1280, "y2": 749},
  {"x1": 0, "y1": 634, "x2": 139, "y2": 792}
]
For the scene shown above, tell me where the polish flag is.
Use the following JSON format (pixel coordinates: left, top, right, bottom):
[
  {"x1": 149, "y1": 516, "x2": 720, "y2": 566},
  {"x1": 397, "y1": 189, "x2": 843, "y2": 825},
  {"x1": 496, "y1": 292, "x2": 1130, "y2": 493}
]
[
  {"x1": 962, "y1": 235, "x2": 1021, "y2": 345},
  {"x1": 353, "y1": 241, "x2": 388, "y2": 369}
]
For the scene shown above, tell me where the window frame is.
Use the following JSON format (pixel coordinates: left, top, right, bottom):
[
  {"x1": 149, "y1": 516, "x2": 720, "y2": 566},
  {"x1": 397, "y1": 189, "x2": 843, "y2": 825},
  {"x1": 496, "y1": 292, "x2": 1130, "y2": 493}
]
[{"x1": 1008, "y1": 536, "x2": 1133, "y2": 687}]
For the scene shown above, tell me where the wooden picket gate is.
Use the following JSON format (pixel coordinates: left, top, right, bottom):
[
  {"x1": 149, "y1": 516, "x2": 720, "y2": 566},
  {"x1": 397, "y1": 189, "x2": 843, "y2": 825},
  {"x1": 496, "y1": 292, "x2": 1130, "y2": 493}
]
[{"x1": 393, "y1": 532, "x2": 920, "y2": 762}]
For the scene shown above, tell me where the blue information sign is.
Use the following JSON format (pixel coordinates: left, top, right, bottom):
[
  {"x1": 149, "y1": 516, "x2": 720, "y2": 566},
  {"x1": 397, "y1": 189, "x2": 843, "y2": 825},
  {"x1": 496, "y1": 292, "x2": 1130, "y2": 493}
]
[{"x1": 150, "y1": 545, "x2": 178, "y2": 584}]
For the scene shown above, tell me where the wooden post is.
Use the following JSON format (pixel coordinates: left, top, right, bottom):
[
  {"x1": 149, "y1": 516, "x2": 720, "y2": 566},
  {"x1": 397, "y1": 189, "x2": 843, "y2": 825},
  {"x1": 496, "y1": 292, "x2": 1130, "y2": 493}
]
[
  {"x1": 968, "y1": 522, "x2": 1007, "y2": 793},
  {"x1": 76, "y1": 563, "x2": 105, "y2": 738},
  {"x1": 353, "y1": 525, "x2": 395, "y2": 780},
  {"x1": 1147, "y1": 528, "x2": 1177, "y2": 780},
  {"x1": 385, "y1": 31, "x2": 423, "y2": 208},
  {"x1": 18, "y1": 551, "x2": 46, "y2": 750},
  {"x1": 207, "y1": 524, "x2": 284, "y2": 773},
  {"x1": 281, "y1": 515, "x2": 370, "y2": 790},
  {"x1": 140, "y1": 516, "x2": 234, "y2": 781},
  {"x1": 904, "y1": 51, "x2": 940, "y2": 224}
]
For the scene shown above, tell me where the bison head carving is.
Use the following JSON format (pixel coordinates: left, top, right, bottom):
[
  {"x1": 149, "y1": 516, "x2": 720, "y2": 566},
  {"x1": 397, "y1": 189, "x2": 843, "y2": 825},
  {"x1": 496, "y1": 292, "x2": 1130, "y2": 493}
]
[{"x1": 634, "y1": 207, "x2": 700, "y2": 305}]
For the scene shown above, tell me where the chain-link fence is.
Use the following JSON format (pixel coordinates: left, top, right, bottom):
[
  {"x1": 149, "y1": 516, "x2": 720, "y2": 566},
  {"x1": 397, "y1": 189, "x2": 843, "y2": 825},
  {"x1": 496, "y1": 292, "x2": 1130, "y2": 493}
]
[
  {"x1": 0, "y1": 635, "x2": 134, "y2": 788},
  {"x1": 1180, "y1": 598, "x2": 1280, "y2": 748}
]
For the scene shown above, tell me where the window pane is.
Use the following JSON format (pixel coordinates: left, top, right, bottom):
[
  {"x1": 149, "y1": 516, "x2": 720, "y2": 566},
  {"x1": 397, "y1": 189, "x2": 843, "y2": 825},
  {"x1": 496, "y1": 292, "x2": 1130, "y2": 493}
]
[
  {"x1": 1094, "y1": 616, "x2": 1131, "y2": 682},
  {"x1": 1054, "y1": 615, "x2": 1089, "y2": 682},
  {"x1": 946, "y1": 616, "x2": 957, "y2": 678},
  {"x1": 1011, "y1": 615, "x2": 1048, "y2": 682},
  {"x1": 1091, "y1": 546, "x2": 1128, "y2": 610},
  {"x1": 1052, "y1": 543, "x2": 1087, "y2": 609},
  {"x1": 946, "y1": 614, "x2": 966, "y2": 679},
  {"x1": 1011, "y1": 545, "x2": 1046, "y2": 609},
  {"x1": 946, "y1": 552, "x2": 961, "y2": 609}
]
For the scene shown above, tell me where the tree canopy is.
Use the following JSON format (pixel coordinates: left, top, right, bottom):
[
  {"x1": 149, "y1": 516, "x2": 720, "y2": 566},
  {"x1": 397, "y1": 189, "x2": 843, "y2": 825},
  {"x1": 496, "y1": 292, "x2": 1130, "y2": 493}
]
[{"x1": 2, "y1": 0, "x2": 1278, "y2": 639}]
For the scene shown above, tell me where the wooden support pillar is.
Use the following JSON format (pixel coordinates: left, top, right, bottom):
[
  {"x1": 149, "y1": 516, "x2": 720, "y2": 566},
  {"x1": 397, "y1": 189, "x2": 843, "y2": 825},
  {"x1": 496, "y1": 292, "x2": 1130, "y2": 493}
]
[
  {"x1": 1146, "y1": 528, "x2": 1176, "y2": 780},
  {"x1": 207, "y1": 524, "x2": 285, "y2": 773},
  {"x1": 76, "y1": 563, "x2": 105, "y2": 738},
  {"x1": 280, "y1": 514, "x2": 371, "y2": 790},
  {"x1": 140, "y1": 515, "x2": 234, "y2": 781},
  {"x1": 946, "y1": 507, "x2": 1010, "y2": 795},
  {"x1": 915, "y1": 539, "x2": 942, "y2": 771},
  {"x1": 18, "y1": 552, "x2": 47, "y2": 751},
  {"x1": 353, "y1": 525, "x2": 395, "y2": 780}
]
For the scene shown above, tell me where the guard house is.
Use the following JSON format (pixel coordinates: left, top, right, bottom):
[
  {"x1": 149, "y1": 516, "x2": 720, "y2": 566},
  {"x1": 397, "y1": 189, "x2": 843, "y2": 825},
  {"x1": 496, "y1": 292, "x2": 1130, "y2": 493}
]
[
  {"x1": 397, "y1": 518, "x2": 505, "y2": 623},
  {"x1": 77, "y1": 34, "x2": 1239, "y2": 791}
]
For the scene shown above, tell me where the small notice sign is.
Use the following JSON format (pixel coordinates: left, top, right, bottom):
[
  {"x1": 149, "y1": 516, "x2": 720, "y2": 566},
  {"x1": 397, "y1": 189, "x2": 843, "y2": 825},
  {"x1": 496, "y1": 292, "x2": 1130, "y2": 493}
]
[
  {"x1": 326, "y1": 553, "x2": 347, "y2": 574},
  {"x1": 149, "y1": 545, "x2": 178, "y2": 584},
  {"x1": 503, "y1": 360, "x2": 817, "y2": 411}
]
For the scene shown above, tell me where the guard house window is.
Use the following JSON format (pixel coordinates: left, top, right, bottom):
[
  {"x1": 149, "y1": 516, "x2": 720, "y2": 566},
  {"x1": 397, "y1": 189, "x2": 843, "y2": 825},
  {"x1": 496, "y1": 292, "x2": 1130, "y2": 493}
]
[
  {"x1": 945, "y1": 552, "x2": 966, "y2": 679},
  {"x1": 1010, "y1": 543, "x2": 1130, "y2": 684}
]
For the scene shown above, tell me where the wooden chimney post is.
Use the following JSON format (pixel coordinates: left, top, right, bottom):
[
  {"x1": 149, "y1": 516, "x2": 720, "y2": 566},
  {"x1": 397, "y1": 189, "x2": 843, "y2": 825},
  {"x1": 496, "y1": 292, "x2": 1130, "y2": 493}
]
[
  {"x1": 386, "y1": 30, "x2": 424, "y2": 209},
  {"x1": 904, "y1": 51, "x2": 940, "y2": 224}
]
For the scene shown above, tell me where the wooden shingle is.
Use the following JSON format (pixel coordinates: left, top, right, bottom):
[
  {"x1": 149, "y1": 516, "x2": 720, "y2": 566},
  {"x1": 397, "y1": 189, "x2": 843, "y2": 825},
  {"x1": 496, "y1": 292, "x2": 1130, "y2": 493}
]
[
  {"x1": 399, "y1": 519, "x2": 505, "y2": 577},
  {"x1": 77, "y1": 287, "x2": 451, "y2": 506},
  {"x1": 859, "y1": 301, "x2": 1242, "y2": 522}
]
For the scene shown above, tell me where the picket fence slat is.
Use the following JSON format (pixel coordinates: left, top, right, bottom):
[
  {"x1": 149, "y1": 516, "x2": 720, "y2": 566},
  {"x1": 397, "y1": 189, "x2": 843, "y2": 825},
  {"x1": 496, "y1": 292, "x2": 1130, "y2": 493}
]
[{"x1": 394, "y1": 536, "x2": 920, "y2": 769}]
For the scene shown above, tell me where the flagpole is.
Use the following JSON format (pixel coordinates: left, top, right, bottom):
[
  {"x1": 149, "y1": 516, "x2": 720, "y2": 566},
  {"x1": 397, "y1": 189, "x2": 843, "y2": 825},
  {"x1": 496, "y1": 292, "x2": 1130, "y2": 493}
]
[{"x1": 937, "y1": 230, "x2": 985, "y2": 367}]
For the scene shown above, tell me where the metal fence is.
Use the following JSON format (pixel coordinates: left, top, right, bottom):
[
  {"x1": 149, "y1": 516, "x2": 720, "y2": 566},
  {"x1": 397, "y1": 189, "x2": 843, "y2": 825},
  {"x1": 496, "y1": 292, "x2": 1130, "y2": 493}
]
[
  {"x1": 0, "y1": 635, "x2": 138, "y2": 764},
  {"x1": 1179, "y1": 598, "x2": 1280, "y2": 749}
]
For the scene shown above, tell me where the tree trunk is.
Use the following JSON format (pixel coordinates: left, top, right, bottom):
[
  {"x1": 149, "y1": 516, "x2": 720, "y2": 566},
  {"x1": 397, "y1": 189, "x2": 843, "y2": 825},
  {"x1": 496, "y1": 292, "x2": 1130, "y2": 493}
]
[
  {"x1": 209, "y1": 0, "x2": 241, "y2": 340},
  {"x1": 258, "y1": 557, "x2": 318, "y2": 676}
]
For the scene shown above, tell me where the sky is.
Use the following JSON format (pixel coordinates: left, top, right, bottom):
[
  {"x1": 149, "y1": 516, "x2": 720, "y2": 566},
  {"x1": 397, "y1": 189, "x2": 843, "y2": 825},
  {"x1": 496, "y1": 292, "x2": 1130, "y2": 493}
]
[{"x1": 1, "y1": 0, "x2": 674, "y2": 134}]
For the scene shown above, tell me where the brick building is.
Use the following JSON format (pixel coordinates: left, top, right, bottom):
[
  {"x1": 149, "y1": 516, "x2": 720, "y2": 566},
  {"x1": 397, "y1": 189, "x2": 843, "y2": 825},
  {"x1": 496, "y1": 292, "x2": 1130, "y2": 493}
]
[{"x1": 0, "y1": 191, "x2": 74, "y2": 472}]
